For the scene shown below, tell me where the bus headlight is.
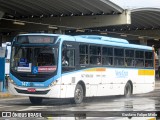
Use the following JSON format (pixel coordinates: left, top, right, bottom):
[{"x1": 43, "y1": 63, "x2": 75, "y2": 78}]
[
  {"x1": 50, "y1": 80, "x2": 58, "y2": 87},
  {"x1": 8, "y1": 77, "x2": 16, "y2": 85}
]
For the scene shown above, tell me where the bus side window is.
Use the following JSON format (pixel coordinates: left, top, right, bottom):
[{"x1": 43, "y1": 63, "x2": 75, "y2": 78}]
[
  {"x1": 145, "y1": 51, "x2": 153, "y2": 68},
  {"x1": 135, "y1": 50, "x2": 144, "y2": 67},
  {"x1": 79, "y1": 44, "x2": 88, "y2": 65},
  {"x1": 125, "y1": 49, "x2": 134, "y2": 67},
  {"x1": 135, "y1": 59, "x2": 144, "y2": 67},
  {"x1": 90, "y1": 45, "x2": 101, "y2": 65},
  {"x1": 102, "y1": 47, "x2": 113, "y2": 66},
  {"x1": 114, "y1": 48, "x2": 124, "y2": 66}
]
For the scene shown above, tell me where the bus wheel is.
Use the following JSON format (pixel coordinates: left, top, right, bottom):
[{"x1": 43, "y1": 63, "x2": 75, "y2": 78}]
[
  {"x1": 29, "y1": 97, "x2": 43, "y2": 105},
  {"x1": 73, "y1": 84, "x2": 84, "y2": 104},
  {"x1": 124, "y1": 82, "x2": 132, "y2": 98}
]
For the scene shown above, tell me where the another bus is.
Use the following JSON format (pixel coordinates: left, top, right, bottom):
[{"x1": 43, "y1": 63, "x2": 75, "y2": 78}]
[{"x1": 8, "y1": 33, "x2": 155, "y2": 104}]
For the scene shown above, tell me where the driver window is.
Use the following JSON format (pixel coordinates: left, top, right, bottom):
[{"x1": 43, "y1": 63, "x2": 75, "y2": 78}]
[{"x1": 62, "y1": 44, "x2": 75, "y2": 73}]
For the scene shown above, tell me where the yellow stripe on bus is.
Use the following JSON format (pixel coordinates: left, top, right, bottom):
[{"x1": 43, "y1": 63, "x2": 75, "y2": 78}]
[
  {"x1": 97, "y1": 68, "x2": 106, "y2": 71},
  {"x1": 148, "y1": 118, "x2": 156, "y2": 120},
  {"x1": 138, "y1": 70, "x2": 155, "y2": 76},
  {"x1": 47, "y1": 117, "x2": 53, "y2": 120},
  {"x1": 85, "y1": 68, "x2": 106, "y2": 72}
]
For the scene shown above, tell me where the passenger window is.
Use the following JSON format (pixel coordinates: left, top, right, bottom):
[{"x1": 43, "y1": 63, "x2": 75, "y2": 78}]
[
  {"x1": 135, "y1": 51, "x2": 144, "y2": 67},
  {"x1": 102, "y1": 47, "x2": 113, "y2": 66},
  {"x1": 90, "y1": 45, "x2": 101, "y2": 65},
  {"x1": 114, "y1": 48, "x2": 124, "y2": 66},
  {"x1": 125, "y1": 49, "x2": 134, "y2": 67},
  {"x1": 145, "y1": 51, "x2": 153, "y2": 68},
  {"x1": 79, "y1": 44, "x2": 88, "y2": 65}
]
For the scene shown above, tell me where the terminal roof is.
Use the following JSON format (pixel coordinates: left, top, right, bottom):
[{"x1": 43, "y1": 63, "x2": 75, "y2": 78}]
[{"x1": 0, "y1": 0, "x2": 123, "y2": 18}]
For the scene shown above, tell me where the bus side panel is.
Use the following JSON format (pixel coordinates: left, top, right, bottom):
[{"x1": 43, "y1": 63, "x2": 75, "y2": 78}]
[
  {"x1": 133, "y1": 84, "x2": 154, "y2": 94},
  {"x1": 97, "y1": 68, "x2": 114, "y2": 96},
  {"x1": 61, "y1": 70, "x2": 100, "y2": 98},
  {"x1": 81, "y1": 70, "x2": 101, "y2": 97},
  {"x1": 132, "y1": 69, "x2": 155, "y2": 94},
  {"x1": 61, "y1": 72, "x2": 80, "y2": 98},
  {"x1": 144, "y1": 70, "x2": 155, "y2": 84},
  {"x1": 60, "y1": 84, "x2": 76, "y2": 98},
  {"x1": 97, "y1": 68, "x2": 127, "y2": 96},
  {"x1": 49, "y1": 85, "x2": 61, "y2": 98},
  {"x1": 60, "y1": 68, "x2": 155, "y2": 98}
]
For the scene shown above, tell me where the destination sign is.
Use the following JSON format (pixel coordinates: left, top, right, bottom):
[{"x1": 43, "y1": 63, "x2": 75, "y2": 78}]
[{"x1": 16, "y1": 35, "x2": 58, "y2": 44}]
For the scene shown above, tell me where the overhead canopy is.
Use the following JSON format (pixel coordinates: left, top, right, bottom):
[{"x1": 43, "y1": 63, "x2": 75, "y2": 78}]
[
  {"x1": 0, "y1": 0, "x2": 132, "y2": 32},
  {"x1": 97, "y1": 8, "x2": 160, "y2": 31},
  {"x1": 131, "y1": 8, "x2": 160, "y2": 30},
  {"x1": 1, "y1": 0, "x2": 160, "y2": 41},
  {"x1": 0, "y1": 0, "x2": 123, "y2": 18}
]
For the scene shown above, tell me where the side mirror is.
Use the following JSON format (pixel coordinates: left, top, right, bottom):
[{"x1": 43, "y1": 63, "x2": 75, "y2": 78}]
[
  {"x1": 62, "y1": 44, "x2": 67, "y2": 51},
  {"x1": 5, "y1": 47, "x2": 8, "y2": 58}
]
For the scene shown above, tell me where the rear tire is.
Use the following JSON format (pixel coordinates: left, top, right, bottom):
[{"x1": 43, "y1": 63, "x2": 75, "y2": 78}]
[
  {"x1": 124, "y1": 82, "x2": 132, "y2": 98},
  {"x1": 72, "y1": 84, "x2": 84, "y2": 104},
  {"x1": 29, "y1": 97, "x2": 43, "y2": 105}
]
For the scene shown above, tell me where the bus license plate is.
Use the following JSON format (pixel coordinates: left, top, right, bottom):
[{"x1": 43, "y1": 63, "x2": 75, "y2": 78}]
[{"x1": 27, "y1": 88, "x2": 36, "y2": 92}]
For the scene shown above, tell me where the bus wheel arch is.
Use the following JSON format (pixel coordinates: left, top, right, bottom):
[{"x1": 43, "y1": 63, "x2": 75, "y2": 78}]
[
  {"x1": 77, "y1": 80, "x2": 86, "y2": 97},
  {"x1": 124, "y1": 80, "x2": 133, "y2": 98},
  {"x1": 72, "y1": 81, "x2": 86, "y2": 104}
]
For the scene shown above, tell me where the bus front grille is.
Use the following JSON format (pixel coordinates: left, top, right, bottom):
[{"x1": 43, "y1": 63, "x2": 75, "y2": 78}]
[{"x1": 15, "y1": 88, "x2": 50, "y2": 95}]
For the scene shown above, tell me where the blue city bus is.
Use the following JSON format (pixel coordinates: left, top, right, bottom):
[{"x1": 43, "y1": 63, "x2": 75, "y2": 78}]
[{"x1": 8, "y1": 33, "x2": 155, "y2": 104}]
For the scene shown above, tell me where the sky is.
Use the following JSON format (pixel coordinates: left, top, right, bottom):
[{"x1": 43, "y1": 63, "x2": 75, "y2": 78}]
[{"x1": 110, "y1": 0, "x2": 160, "y2": 9}]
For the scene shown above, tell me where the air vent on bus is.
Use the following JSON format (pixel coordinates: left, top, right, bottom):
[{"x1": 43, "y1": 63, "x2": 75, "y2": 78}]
[{"x1": 75, "y1": 35, "x2": 129, "y2": 44}]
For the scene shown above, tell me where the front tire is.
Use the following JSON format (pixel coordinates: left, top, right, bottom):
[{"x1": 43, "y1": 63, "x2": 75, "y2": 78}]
[
  {"x1": 124, "y1": 82, "x2": 132, "y2": 98},
  {"x1": 72, "y1": 84, "x2": 84, "y2": 104},
  {"x1": 29, "y1": 97, "x2": 43, "y2": 105}
]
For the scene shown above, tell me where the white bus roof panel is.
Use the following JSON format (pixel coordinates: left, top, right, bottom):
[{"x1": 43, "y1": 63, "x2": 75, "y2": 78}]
[
  {"x1": 74, "y1": 36, "x2": 152, "y2": 50},
  {"x1": 75, "y1": 35, "x2": 129, "y2": 44}
]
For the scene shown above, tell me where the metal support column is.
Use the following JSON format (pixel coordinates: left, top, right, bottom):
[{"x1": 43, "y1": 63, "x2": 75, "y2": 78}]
[{"x1": 0, "y1": 47, "x2": 6, "y2": 92}]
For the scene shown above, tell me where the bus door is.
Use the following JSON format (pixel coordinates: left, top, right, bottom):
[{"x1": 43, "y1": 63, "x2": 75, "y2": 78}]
[{"x1": 61, "y1": 41, "x2": 77, "y2": 98}]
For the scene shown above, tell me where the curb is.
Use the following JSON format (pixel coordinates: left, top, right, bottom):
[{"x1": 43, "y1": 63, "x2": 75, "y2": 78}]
[{"x1": 0, "y1": 92, "x2": 13, "y2": 98}]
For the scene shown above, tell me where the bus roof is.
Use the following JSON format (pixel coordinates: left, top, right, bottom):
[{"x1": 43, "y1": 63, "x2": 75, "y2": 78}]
[
  {"x1": 76, "y1": 35, "x2": 129, "y2": 44},
  {"x1": 74, "y1": 35, "x2": 152, "y2": 51},
  {"x1": 16, "y1": 33, "x2": 152, "y2": 51}
]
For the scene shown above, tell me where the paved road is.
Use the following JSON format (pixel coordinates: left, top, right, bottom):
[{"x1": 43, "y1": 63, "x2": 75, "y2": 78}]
[{"x1": 0, "y1": 89, "x2": 160, "y2": 120}]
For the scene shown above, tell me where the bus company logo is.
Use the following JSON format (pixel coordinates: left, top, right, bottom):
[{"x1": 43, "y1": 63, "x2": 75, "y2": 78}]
[
  {"x1": 115, "y1": 70, "x2": 128, "y2": 78},
  {"x1": 2, "y1": 112, "x2": 11, "y2": 117}
]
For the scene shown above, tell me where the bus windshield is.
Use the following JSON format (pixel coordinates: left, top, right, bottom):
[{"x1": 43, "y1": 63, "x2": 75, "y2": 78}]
[{"x1": 11, "y1": 45, "x2": 58, "y2": 74}]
